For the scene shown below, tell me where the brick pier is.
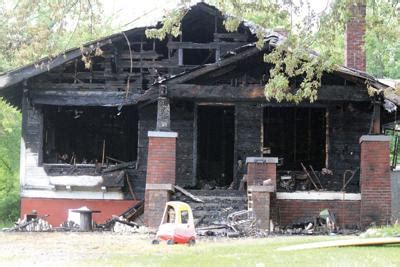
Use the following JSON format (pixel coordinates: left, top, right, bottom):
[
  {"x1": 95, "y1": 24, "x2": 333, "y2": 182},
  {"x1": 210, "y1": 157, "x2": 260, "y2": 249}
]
[
  {"x1": 360, "y1": 135, "x2": 392, "y2": 228},
  {"x1": 144, "y1": 131, "x2": 177, "y2": 228}
]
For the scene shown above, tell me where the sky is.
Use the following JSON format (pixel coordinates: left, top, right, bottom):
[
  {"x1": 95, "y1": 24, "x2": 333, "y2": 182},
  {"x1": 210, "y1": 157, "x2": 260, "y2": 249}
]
[{"x1": 102, "y1": 0, "x2": 332, "y2": 30}]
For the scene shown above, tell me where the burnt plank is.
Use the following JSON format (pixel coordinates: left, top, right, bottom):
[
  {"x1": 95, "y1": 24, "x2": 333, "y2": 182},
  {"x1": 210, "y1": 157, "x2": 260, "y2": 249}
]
[
  {"x1": 167, "y1": 41, "x2": 244, "y2": 49},
  {"x1": 166, "y1": 84, "x2": 369, "y2": 102},
  {"x1": 30, "y1": 89, "x2": 142, "y2": 106}
]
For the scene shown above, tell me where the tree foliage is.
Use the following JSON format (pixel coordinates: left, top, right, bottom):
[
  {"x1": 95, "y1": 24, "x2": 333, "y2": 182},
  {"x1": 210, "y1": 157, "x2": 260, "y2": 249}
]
[
  {"x1": 366, "y1": 0, "x2": 400, "y2": 78},
  {"x1": 0, "y1": 100, "x2": 21, "y2": 221},
  {"x1": 0, "y1": 0, "x2": 115, "y2": 73}
]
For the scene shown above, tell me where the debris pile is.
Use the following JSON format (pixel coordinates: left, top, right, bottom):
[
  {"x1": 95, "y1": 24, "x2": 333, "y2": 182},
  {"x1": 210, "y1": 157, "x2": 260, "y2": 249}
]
[
  {"x1": 171, "y1": 188, "x2": 268, "y2": 237},
  {"x1": 196, "y1": 209, "x2": 269, "y2": 238},
  {"x1": 276, "y1": 209, "x2": 341, "y2": 235},
  {"x1": 5, "y1": 214, "x2": 52, "y2": 232},
  {"x1": 227, "y1": 210, "x2": 256, "y2": 236},
  {"x1": 60, "y1": 220, "x2": 80, "y2": 230},
  {"x1": 172, "y1": 189, "x2": 247, "y2": 227},
  {"x1": 97, "y1": 201, "x2": 145, "y2": 231},
  {"x1": 112, "y1": 217, "x2": 149, "y2": 234},
  {"x1": 278, "y1": 165, "x2": 359, "y2": 193}
]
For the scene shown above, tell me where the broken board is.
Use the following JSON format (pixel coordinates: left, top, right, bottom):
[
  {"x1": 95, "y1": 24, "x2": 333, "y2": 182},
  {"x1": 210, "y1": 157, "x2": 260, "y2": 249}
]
[
  {"x1": 174, "y1": 185, "x2": 204, "y2": 203},
  {"x1": 277, "y1": 237, "x2": 400, "y2": 251}
]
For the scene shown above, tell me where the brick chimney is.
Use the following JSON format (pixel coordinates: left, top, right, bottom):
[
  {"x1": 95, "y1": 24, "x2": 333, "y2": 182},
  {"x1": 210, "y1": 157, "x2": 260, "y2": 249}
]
[{"x1": 345, "y1": 1, "x2": 366, "y2": 71}]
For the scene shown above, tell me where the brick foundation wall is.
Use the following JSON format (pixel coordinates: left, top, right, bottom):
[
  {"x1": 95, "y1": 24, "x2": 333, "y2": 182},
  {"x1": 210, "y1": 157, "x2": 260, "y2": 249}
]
[
  {"x1": 360, "y1": 135, "x2": 391, "y2": 227},
  {"x1": 20, "y1": 198, "x2": 137, "y2": 226},
  {"x1": 272, "y1": 199, "x2": 361, "y2": 228}
]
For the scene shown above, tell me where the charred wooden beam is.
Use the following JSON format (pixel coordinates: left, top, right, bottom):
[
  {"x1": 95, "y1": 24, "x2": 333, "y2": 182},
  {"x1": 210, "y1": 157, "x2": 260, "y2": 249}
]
[
  {"x1": 31, "y1": 81, "x2": 149, "y2": 91},
  {"x1": 117, "y1": 50, "x2": 163, "y2": 60},
  {"x1": 31, "y1": 83, "x2": 108, "y2": 90},
  {"x1": 166, "y1": 46, "x2": 262, "y2": 84},
  {"x1": 167, "y1": 41, "x2": 244, "y2": 50},
  {"x1": 108, "y1": 60, "x2": 198, "y2": 69},
  {"x1": 164, "y1": 84, "x2": 369, "y2": 102},
  {"x1": 42, "y1": 71, "x2": 144, "y2": 81},
  {"x1": 30, "y1": 89, "x2": 142, "y2": 106},
  {"x1": 214, "y1": 33, "x2": 248, "y2": 42}
]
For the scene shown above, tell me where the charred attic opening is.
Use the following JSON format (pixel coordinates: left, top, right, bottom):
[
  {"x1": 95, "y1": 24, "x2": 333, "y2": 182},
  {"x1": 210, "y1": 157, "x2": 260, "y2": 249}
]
[
  {"x1": 196, "y1": 105, "x2": 235, "y2": 188},
  {"x1": 42, "y1": 105, "x2": 138, "y2": 165}
]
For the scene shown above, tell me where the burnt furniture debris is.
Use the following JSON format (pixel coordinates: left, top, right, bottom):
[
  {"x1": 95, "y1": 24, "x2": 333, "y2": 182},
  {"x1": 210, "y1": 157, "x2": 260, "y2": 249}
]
[{"x1": 0, "y1": 2, "x2": 399, "y2": 231}]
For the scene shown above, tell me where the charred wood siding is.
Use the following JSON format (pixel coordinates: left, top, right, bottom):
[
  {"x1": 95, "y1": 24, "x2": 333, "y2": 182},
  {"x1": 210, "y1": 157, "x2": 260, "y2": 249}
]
[
  {"x1": 137, "y1": 105, "x2": 157, "y2": 196},
  {"x1": 235, "y1": 104, "x2": 263, "y2": 184},
  {"x1": 21, "y1": 94, "x2": 47, "y2": 187},
  {"x1": 327, "y1": 102, "x2": 371, "y2": 191},
  {"x1": 171, "y1": 102, "x2": 195, "y2": 187}
]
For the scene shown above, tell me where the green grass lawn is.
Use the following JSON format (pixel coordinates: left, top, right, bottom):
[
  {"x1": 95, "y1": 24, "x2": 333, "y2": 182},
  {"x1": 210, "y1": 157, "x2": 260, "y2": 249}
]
[
  {"x1": 90, "y1": 235, "x2": 400, "y2": 267},
  {"x1": 0, "y1": 220, "x2": 13, "y2": 229},
  {"x1": 0, "y1": 233, "x2": 399, "y2": 267}
]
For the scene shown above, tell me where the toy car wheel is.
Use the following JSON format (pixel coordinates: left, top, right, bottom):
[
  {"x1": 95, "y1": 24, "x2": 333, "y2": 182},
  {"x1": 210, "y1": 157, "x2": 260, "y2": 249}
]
[
  {"x1": 167, "y1": 239, "x2": 175, "y2": 245},
  {"x1": 151, "y1": 239, "x2": 160, "y2": 245},
  {"x1": 188, "y1": 239, "x2": 196, "y2": 246}
]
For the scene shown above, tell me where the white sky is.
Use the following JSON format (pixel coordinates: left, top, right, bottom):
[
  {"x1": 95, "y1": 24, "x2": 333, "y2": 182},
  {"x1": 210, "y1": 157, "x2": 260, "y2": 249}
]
[{"x1": 102, "y1": 0, "x2": 332, "y2": 30}]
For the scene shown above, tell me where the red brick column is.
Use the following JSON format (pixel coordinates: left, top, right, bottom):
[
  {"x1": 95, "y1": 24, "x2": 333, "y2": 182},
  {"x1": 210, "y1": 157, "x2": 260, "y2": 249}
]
[
  {"x1": 144, "y1": 131, "x2": 178, "y2": 229},
  {"x1": 246, "y1": 157, "x2": 278, "y2": 190},
  {"x1": 248, "y1": 185, "x2": 274, "y2": 231},
  {"x1": 360, "y1": 135, "x2": 391, "y2": 228}
]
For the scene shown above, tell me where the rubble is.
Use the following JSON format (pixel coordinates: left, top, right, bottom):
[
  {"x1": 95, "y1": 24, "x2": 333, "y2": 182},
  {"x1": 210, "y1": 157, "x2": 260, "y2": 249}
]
[
  {"x1": 227, "y1": 210, "x2": 256, "y2": 236},
  {"x1": 60, "y1": 220, "x2": 80, "y2": 230},
  {"x1": 272, "y1": 209, "x2": 360, "y2": 236},
  {"x1": 5, "y1": 215, "x2": 52, "y2": 232},
  {"x1": 174, "y1": 185, "x2": 204, "y2": 203},
  {"x1": 112, "y1": 217, "x2": 149, "y2": 234}
]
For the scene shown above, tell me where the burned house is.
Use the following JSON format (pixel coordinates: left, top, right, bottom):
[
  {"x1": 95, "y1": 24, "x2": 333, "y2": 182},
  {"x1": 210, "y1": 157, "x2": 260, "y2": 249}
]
[{"x1": 0, "y1": 3, "x2": 398, "y2": 229}]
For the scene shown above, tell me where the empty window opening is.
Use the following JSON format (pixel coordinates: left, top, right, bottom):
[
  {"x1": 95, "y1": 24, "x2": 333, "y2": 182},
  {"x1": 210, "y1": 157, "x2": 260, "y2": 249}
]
[
  {"x1": 183, "y1": 49, "x2": 216, "y2": 65},
  {"x1": 43, "y1": 105, "x2": 138, "y2": 164},
  {"x1": 263, "y1": 107, "x2": 326, "y2": 171},
  {"x1": 197, "y1": 105, "x2": 235, "y2": 187}
]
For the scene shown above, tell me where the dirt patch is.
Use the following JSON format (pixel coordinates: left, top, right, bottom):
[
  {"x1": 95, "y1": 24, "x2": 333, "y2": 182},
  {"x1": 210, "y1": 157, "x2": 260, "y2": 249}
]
[{"x1": 0, "y1": 232, "x2": 152, "y2": 266}]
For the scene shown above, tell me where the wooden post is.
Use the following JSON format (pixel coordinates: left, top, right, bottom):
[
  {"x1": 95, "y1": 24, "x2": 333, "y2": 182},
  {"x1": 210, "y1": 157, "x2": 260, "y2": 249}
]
[
  {"x1": 156, "y1": 86, "x2": 171, "y2": 131},
  {"x1": 371, "y1": 102, "x2": 381, "y2": 134}
]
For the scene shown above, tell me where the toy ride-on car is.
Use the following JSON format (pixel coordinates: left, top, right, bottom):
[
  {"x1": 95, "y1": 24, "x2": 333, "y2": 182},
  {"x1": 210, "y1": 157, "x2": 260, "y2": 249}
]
[{"x1": 152, "y1": 201, "x2": 196, "y2": 245}]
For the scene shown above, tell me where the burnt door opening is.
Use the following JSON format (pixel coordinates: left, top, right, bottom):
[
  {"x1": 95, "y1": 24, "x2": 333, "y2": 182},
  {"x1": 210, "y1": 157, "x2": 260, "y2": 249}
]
[{"x1": 196, "y1": 105, "x2": 235, "y2": 187}]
